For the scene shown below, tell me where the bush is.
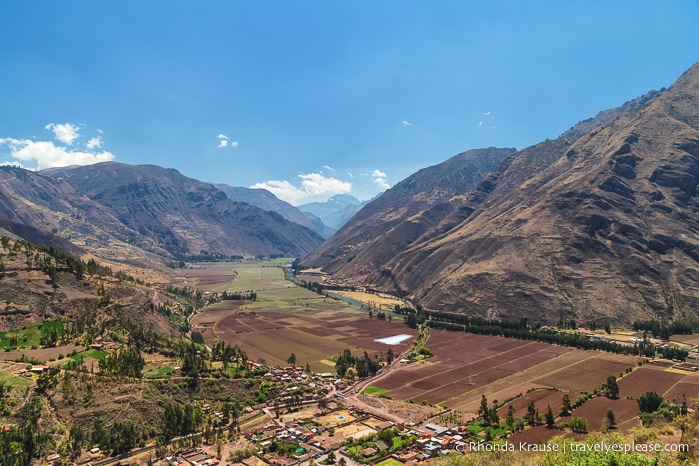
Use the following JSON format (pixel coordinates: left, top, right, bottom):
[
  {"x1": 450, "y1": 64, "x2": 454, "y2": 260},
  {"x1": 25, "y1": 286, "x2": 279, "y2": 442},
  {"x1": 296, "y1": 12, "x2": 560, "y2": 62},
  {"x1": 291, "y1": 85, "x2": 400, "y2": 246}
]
[{"x1": 638, "y1": 391, "x2": 663, "y2": 413}]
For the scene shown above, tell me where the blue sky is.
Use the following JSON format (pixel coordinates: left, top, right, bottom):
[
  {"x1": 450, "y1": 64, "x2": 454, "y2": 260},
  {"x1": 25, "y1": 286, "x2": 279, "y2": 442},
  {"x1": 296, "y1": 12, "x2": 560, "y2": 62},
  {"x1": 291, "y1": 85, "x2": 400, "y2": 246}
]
[{"x1": 1, "y1": 1, "x2": 698, "y2": 206}]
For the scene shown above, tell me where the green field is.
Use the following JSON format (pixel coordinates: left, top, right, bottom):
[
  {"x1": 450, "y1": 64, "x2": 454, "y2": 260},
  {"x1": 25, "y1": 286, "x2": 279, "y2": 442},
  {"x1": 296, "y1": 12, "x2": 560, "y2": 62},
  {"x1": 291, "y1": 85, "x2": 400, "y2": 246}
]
[
  {"x1": 0, "y1": 320, "x2": 63, "y2": 350},
  {"x1": 144, "y1": 366, "x2": 174, "y2": 379},
  {"x1": 376, "y1": 459, "x2": 402, "y2": 466},
  {"x1": 363, "y1": 386, "x2": 389, "y2": 395},
  {"x1": 0, "y1": 370, "x2": 28, "y2": 389}
]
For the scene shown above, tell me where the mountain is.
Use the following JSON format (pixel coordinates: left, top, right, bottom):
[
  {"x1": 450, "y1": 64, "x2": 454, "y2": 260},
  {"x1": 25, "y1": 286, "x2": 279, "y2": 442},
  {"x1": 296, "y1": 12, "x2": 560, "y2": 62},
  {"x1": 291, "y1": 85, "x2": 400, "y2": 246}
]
[
  {"x1": 0, "y1": 165, "x2": 163, "y2": 265},
  {"x1": 40, "y1": 162, "x2": 324, "y2": 259},
  {"x1": 303, "y1": 147, "x2": 515, "y2": 278},
  {"x1": 299, "y1": 194, "x2": 372, "y2": 235},
  {"x1": 303, "y1": 62, "x2": 699, "y2": 326},
  {"x1": 214, "y1": 184, "x2": 329, "y2": 236}
]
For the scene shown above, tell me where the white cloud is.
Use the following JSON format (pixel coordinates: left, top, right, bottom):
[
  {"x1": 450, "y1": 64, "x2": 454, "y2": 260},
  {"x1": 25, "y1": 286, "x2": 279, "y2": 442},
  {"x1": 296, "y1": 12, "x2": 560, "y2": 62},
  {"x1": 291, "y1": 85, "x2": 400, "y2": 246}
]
[
  {"x1": 322, "y1": 165, "x2": 335, "y2": 172},
  {"x1": 478, "y1": 121, "x2": 483, "y2": 127},
  {"x1": 0, "y1": 137, "x2": 115, "y2": 171},
  {"x1": 217, "y1": 134, "x2": 229, "y2": 148},
  {"x1": 484, "y1": 111, "x2": 491, "y2": 116},
  {"x1": 251, "y1": 172, "x2": 352, "y2": 206},
  {"x1": 371, "y1": 169, "x2": 390, "y2": 190},
  {"x1": 401, "y1": 120, "x2": 413, "y2": 127},
  {"x1": 45, "y1": 122, "x2": 81, "y2": 145},
  {"x1": 217, "y1": 133, "x2": 237, "y2": 149},
  {"x1": 86, "y1": 136, "x2": 103, "y2": 149}
]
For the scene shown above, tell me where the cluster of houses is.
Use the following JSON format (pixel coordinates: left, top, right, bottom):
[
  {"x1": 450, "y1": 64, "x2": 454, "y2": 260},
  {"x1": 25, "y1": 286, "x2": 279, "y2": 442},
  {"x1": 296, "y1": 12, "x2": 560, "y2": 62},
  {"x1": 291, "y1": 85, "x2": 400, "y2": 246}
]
[
  {"x1": 238, "y1": 408, "x2": 472, "y2": 466},
  {"x1": 401, "y1": 424, "x2": 469, "y2": 460},
  {"x1": 166, "y1": 448, "x2": 220, "y2": 466}
]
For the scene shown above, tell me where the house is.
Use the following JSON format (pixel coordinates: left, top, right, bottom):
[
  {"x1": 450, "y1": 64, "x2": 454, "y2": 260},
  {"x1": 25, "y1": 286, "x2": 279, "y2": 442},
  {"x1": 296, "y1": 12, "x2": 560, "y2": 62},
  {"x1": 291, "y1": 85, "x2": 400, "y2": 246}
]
[
  {"x1": 361, "y1": 446, "x2": 378, "y2": 457},
  {"x1": 423, "y1": 444, "x2": 441, "y2": 458},
  {"x1": 376, "y1": 440, "x2": 389, "y2": 451},
  {"x1": 395, "y1": 451, "x2": 423, "y2": 463},
  {"x1": 375, "y1": 421, "x2": 394, "y2": 431},
  {"x1": 425, "y1": 423, "x2": 449, "y2": 436}
]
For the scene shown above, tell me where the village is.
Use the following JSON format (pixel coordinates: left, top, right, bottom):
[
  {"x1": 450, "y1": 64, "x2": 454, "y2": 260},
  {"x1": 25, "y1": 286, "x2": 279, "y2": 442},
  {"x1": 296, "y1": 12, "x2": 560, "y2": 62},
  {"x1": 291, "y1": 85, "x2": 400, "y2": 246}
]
[
  {"x1": 152, "y1": 365, "x2": 472, "y2": 466},
  {"x1": 47, "y1": 357, "x2": 472, "y2": 466}
]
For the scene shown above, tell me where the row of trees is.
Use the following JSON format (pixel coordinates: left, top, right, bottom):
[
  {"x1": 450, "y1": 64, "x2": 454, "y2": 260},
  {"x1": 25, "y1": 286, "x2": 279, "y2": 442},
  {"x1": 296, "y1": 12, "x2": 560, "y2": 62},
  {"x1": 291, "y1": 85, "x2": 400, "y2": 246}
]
[
  {"x1": 633, "y1": 319, "x2": 695, "y2": 339},
  {"x1": 423, "y1": 316, "x2": 689, "y2": 361}
]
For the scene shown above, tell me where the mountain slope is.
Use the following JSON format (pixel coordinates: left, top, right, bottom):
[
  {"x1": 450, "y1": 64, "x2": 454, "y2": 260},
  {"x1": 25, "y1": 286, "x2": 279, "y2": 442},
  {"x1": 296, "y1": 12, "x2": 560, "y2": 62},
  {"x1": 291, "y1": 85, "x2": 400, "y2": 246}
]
[
  {"x1": 48, "y1": 162, "x2": 325, "y2": 258},
  {"x1": 302, "y1": 147, "x2": 516, "y2": 279},
  {"x1": 305, "y1": 62, "x2": 699, "y2": 325},
  {"x1": 214, "y1": 184, "x2": 324, "y2": 234}
]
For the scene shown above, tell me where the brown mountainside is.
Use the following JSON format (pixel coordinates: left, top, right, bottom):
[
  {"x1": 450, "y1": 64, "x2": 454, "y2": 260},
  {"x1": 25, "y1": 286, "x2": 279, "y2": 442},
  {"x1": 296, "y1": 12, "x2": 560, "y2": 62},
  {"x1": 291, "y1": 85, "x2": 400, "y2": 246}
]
[
  {"x1": 303, "y1": 147, "x2": 515, "y2": 281},
  {"x1": 42, "y1": 162, "x2": 325, "y2": 259},
  {"x1": 304, "y1": 62, "x2": 699, "y2": 326}
]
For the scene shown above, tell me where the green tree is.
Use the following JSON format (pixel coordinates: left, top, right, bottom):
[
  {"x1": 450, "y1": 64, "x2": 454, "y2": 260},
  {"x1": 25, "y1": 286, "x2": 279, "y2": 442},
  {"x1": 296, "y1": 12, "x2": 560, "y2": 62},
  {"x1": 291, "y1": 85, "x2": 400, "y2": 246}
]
[
  {"x1": 560, "y1": 393, "x2": 572, "y2": 416},
  {"x1": 545, "y1": 405, "x2": 555, "y2": 429},
  {"x1": 506, "y1": 405, "x2": 515, "y2": 428},
  {"x1": 638, "y1": 391, "x2": 663, "y2": 413},
  {"x1": 604, "y1": 409, "x2": 616, "y2": 431},
  {"x1": 605, "y1": 375, "x2": 620, "y2": 399},
  {"x1": 569, "y1": 416, "x2": 588, "y2": 433},
  {"x1": 287, "y1": 352, "x2": 297, "y2": 367},
  {"x1": 478, "y1": 394, "x2": 490, "y2": 425},
  {"x1": 526, "y1": 401, "x2": 538, "y2": 425}
]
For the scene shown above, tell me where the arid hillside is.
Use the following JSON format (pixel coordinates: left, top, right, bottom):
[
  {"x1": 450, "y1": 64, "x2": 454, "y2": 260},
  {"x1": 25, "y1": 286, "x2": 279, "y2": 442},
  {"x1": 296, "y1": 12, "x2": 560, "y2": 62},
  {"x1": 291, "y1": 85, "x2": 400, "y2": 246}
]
[{"x1": 304, "y1": 62, "x2": 699, "y2": 326}]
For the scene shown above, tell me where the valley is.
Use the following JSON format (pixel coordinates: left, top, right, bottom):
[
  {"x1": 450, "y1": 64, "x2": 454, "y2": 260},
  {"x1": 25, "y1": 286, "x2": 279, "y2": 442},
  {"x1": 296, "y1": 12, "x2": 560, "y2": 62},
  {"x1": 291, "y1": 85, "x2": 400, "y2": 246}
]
[
  {"x1": 0, "y1": 59, "x2": 697, "y2": 466},
  {"x1": 0, "y1": 244, "x2": 699, "y2": 465}
]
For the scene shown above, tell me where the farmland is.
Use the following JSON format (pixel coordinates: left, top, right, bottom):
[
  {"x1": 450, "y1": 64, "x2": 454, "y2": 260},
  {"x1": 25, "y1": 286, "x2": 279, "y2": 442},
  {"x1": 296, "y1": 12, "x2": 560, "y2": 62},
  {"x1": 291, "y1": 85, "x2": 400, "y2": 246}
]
[
  {"x1": 190, "y1": 261, "x2": 699, "y2": 446},
  {"x1": 190, "y1": 263, "x2": 417, "y2": 372},
  {"x1": 373, "y1": 330, "x2": 639, "y2": 410}
]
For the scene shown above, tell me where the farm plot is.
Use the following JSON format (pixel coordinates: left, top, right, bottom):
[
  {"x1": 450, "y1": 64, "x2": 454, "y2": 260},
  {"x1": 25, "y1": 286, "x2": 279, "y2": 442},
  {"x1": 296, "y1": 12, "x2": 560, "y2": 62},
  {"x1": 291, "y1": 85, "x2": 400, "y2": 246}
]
[
  {"x1": 371, "y1": 329, "x2": 639, "y2": 416},
  {"x1": 190, "y1": 262, "x2": 416, "y2": 371},
  {"x1": 618, "y1": 366, "x2": 685, "y2": 398},
  {"x1": 665, "y1": 378, "x2": 699, "y2": 403},
  {"x1": 498, "y1": 390, "x2": 580, "y2": 420},
  {"x1": 531, "y1": 353, "x2": 637, "y2": 392},
  {"x1": 216, "y1": 312, "x2": 416, "y2": 372},
  {"x1": 186, "y1": 263, "x2": 242, "y2": 292},
  {"x1": 506, "y1": 425, "x2": 562, "y2": 446},
  {"x1": 570, "y1": 397, "x2": 641, "y2": 432}
]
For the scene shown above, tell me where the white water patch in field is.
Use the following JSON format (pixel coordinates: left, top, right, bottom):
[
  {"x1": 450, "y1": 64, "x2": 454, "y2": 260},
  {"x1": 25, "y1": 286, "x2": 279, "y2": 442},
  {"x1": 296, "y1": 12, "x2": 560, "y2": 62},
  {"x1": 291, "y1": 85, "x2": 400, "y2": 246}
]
[{"x1": 374, "y1": 334, "x2": 412, "y2": 345}]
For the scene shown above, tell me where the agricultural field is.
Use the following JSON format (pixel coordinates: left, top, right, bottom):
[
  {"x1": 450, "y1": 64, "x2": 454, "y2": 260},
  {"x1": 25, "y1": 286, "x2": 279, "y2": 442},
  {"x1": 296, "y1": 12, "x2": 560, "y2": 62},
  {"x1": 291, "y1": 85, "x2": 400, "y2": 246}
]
[
  {"x1": 331, "y1": 290, "x2": 407, "y2": 311},
  {"x1": 186, "y1": 260, "x2": 290, "y2": 293},
  {"x1": 191, "y1": 263, "x2": 417, "y2": 372},
  {"x1": 365, "y1": 327, "x2": 699, "y2": 443}
]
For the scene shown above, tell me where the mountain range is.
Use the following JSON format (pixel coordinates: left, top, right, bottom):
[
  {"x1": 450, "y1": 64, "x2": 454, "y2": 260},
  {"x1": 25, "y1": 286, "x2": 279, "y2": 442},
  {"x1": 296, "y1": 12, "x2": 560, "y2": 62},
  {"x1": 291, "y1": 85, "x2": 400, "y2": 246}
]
[
  {"x1": 1, "y1": 62, "x2": 697, "y2": 326},
  {"x1": 0, "y1": 163, "x2": 324, "y2": 264},
  {"x1": 303, "y1": 62, "x2": 699, "y2": 326},
  {"x1": 299, "y1": 194, "x2": 373, "y2": 237}
]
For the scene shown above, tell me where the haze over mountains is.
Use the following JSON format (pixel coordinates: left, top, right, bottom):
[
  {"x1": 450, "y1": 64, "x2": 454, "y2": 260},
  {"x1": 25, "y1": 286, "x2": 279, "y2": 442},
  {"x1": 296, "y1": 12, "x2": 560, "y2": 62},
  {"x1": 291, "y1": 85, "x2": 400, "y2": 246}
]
[
  {"x1": 299, "y1": 194, "x2": 373, "y2": 237},
  {"x1": 303, "y1": 62, "x2": 699, "y2": 326}
]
